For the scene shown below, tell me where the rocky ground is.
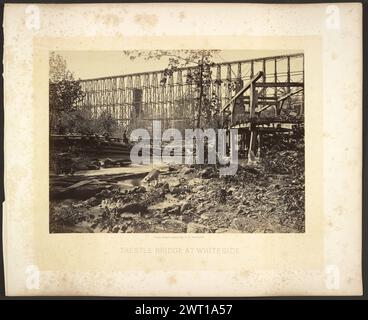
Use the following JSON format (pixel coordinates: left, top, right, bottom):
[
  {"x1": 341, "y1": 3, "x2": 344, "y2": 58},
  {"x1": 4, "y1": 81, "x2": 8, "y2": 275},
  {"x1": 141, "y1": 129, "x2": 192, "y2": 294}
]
[{"x1": 50, "y1": 133, "x2": 304, "y2": 233}]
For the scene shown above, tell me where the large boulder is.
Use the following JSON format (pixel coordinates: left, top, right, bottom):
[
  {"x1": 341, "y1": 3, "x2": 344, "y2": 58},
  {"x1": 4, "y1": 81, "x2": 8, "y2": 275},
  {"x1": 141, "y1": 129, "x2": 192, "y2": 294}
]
[
  {"x1": 144, "y1": 169, "x2": 160, "y2": 182},
  {"x1": 198, "y1": 167, "x2": 216, "y2": 179},
  {"x1": 117, "y1": 203, "x2": 147, "y2": 214},
  {"x1": 163, "y1": 204, "x2": 180, "y2": 215},
  {"x1": 168, "y1": 178, "x2": 181, "y2": 188},
  {"x1": 180, "y1": 167, "x2": 194, "y2": 175},
  {"x1": 84, "y1": 196, "x2": 100, "y2": 206}
]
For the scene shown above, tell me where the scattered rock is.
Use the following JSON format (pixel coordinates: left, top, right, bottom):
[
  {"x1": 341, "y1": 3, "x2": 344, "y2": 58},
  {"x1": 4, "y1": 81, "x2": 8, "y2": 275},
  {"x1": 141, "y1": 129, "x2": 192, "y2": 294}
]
[
  {"x1": 200, "y1": 213, "x2": 210, "y2": 220},
  {"x1": 130, "y1": 186, "x2": 146, "y2": 193},
  {"x1": 187, "y1": 222, "x2": 209, "y2": 233},
  {"x1": 162, "y1": 219, "x2": 187, "y2": 232},
  {"x1": 180, "y1": 201, "x2": 191, "y2": 213},
  {"x1": 168, "y1": 165, "x2": 179, "y2": 172},
  {"x1": 149, "y1": 201, "x2": 175, "y2": 211},
  {"x1": 169, "y1": 186, "x2": 188, "y2": 194},
  {"x1": 168, "y1": 178, "x2": 181, "y2": 188},
  {"x1": 96, "y1": 189, "x2": 112, "y2": 198},
  {"x1": 84, "y1": 197, "x2": 100, "y2": 206},
  {"x1": 218, "y1": 188, "x2": 227, "y2": 203},
  {"x1": 193, "y1": 185, "x2": 205, "y2": 192},
  {"x1": 120, "y1": 213, "x2": 137, "y2": 219},
  {"x1": 164, "y1": 205, "x2": 180, "y2": 215},
  {"x1": 199, "y1": 167, "x2": 215, "y2": 179},
  {"x1": 230, "y1": 217, "x2": 259, "y2": 232},
  {"x1": 180, "y1": 167, "x2": 194, "y2": 175},
  {"x1": 144, "y1": 169, "x2": 160, "y2": 182},
  {"x1": 230, "y1": 217, "x2": 248, "y2": 231},
  {"x1": 117, "y1": 203, "x2": 147, "y2": 214}
]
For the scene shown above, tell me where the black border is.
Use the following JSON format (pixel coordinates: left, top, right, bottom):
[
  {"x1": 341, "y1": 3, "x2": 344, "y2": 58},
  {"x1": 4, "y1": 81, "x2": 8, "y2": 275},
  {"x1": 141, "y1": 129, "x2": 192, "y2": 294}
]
[{"x1": 0, "y1": 0, "x2": 366, "y2": 302}]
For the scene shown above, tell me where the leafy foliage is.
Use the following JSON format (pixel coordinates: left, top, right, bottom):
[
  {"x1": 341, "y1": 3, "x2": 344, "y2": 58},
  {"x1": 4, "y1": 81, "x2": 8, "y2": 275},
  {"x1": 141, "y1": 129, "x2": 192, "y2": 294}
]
[
  {"x1": 49, "y1": 52, "x2": 120, "y2": 136},
  {"x1": 94, "y1": 109, "x2": 119, "y2": 136},
  {"x1": 49, "y1": 52, "x2": 86, "y2": 133},
  {"x1": 123, "y1": 50, "x2": 221, "y2": 128}
]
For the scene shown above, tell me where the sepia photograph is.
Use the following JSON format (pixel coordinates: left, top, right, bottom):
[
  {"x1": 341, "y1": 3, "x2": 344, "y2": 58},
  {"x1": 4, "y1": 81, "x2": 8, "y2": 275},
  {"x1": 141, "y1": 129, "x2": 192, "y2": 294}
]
[{"x1": 49, "y1": 50, "x2": 305, "y2": 233}]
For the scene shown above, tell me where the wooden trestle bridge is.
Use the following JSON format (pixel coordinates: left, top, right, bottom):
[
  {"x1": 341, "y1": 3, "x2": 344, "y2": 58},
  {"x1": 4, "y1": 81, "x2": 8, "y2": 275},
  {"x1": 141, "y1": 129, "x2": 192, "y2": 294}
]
[{"x1": 78, "y1": 53, "x2": 304, "y2": 158}]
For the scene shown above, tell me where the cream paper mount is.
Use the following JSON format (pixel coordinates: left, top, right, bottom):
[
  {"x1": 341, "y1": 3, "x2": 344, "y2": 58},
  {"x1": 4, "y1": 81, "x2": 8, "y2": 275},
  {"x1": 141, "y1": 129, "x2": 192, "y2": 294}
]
[{"x1": 3, "y1": 3, "x2": 362, "y2": 296}]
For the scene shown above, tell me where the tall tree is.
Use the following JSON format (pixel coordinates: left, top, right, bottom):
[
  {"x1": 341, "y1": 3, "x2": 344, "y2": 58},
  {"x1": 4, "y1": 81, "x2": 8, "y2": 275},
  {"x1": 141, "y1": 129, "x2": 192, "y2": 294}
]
[
  {"x1": 49, "y1": 52, "x2": 85, "y2": 133},
  {"x1": 123, "y1": 50, "x2": 221, "y2": 128}
]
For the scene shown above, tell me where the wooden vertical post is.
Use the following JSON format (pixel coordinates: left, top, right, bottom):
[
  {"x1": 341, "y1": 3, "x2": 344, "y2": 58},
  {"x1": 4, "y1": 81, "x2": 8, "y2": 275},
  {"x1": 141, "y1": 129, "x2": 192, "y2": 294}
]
[
  {"x1": 151, "y1": 73, "x2": 157, "y2": 121},
  {"x1": 244, "y1": 131, "x2": 248, "y2": 161},
  {"x1": 274, "y1": 58, "x2": 278, "y2": 116},
  {"x1": 226, "y1": 64, "x2": 232, "y2": 104},
  {"x1": 248, "y1": 129, "x2": 256, "y2": 163},
  {"x1": 119, "y1": 77, "x2": 123, "y2": 122},
  {"x1": 257, "y1": 132, "x2": 261, "y2": 160},
  {"x1": 249, "y1": 83, "x2": 257, "y2": 118},
  {"x1": 169, "y1": 74, "x2": 174, "y2": 128},
  {"x1": 237, "y1": 63, "x2": 241, "y2": 80},
  {"x1": 248, "y1": 79, "x2": 258, "y2": 162},
  {"x1": 112, "y1": 78, "x2": 116, "y2": 119},
  {"x1": 216, "y1": 65, "x2": 222, "y2": 127},
  {"x1": 143, "y1": 74, "x2": 149, "y2": 118}
]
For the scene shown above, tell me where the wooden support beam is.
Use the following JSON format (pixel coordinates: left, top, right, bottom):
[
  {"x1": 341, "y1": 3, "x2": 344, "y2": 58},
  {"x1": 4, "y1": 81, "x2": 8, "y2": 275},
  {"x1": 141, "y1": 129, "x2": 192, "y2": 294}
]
[
  {"x1": 278, "y1": 88, "x2": 304, "y2": 102},
  {"x1": 248, "y1": 129, "x2": 256, "y2": 162},
  {"x1": 244, "y1": 96, "x2": 277, "y2": 101},
  {"x1": 255, "y1": 82, "x2": 304, "y2": 88},
  {"x1": 256, "y1": 88, "x2": 303, "y2": 114},
  {"x1": 78, "y1": 54, "x2": 304, "y2": 132},
  {"x1": 249, "y1": 83, "x2": 257, "y2": 118},
  {"x1": 216, "y1": 64, "x2": 222, "y2": 116},
  {"x1": 226, "y1": 64, "x2": 232, "y2": 106},
  {"x1": 221, "y1": 71, "x2": 263, "y2": 112}
]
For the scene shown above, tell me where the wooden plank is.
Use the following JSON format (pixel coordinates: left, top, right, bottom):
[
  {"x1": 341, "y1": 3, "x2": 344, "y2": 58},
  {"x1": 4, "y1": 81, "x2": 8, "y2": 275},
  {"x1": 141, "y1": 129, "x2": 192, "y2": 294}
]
[
  {"x1": 249, "y1": 83, "x2": 257, "y2": 118},
  {"x1": 255, "y1": 82, "x2": 304, "y2": 88},
  {"x1": 278, "y1": 88, "x2": 303, "y2": 102},
  {"x1": 221, "y1": 71, "x2": 263, "y2": 112},
  {"x1": 256, "y1": 88, "x2": 303, "y2": 114},
  {"x1": 244, "y1": 96, "x2": 277, "y2": 101}
]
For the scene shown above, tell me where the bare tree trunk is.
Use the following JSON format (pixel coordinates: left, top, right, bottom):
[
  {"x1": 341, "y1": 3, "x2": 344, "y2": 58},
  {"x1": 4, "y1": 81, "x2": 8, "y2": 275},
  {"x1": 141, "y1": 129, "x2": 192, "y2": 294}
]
[{"x1": 196, "y1": 52, "x2": 204, "y2": 128}]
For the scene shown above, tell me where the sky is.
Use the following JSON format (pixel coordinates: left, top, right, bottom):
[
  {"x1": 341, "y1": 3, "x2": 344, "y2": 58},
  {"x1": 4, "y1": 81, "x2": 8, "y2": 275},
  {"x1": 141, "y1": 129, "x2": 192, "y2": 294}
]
[{"x1": 55, "y1": 50, "x2": 302, "y2": 80}]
